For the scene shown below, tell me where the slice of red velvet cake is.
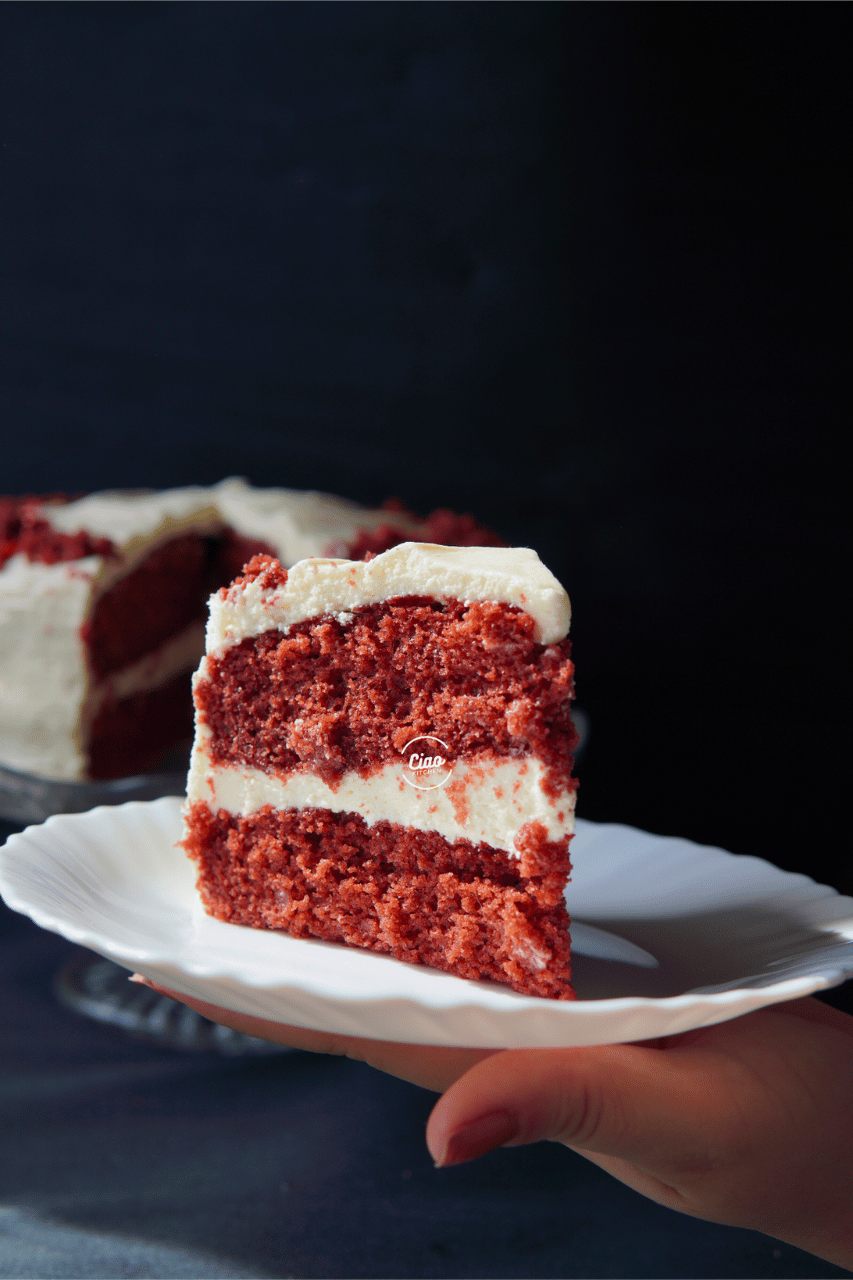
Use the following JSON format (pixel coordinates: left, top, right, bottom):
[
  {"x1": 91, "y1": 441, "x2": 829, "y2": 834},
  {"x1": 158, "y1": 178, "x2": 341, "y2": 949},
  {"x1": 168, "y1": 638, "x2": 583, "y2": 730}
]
[{"x1": 182, "y1": 543, "x2": 578, "y2": 998}]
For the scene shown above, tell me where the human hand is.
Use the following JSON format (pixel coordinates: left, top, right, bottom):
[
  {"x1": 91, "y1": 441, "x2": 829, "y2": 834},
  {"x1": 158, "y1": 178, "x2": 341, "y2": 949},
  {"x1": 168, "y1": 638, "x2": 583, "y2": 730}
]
[{"x1": 133, "y1": 979, "x2": 853, "y2": 1271}]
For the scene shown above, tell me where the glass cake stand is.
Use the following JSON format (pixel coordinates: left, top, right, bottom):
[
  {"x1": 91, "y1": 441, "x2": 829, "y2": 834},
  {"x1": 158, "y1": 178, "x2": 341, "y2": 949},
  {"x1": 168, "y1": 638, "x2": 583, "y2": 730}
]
[
  {"x1": 52, "y1": 945, "x2": 286, "y2": 1056},
  {"x1": 0, "y1": 745, "x2": 288, "y2": 1057},
  {"x1": 2, "y1": 712, "x2": 588, "y2": 1055}
]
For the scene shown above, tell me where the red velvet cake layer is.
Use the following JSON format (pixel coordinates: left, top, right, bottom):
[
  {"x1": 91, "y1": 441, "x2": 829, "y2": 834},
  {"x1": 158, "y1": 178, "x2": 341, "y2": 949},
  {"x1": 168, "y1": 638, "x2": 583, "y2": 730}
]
[
  {"x1": 88, "y1": 671, "x2": 194, "y2": 779},
  {"x1": 184, "y1": 801, "x2": 574, "y2": 999},
  {"x1": 197, "y1": 598, "x2": 577, "y2": 789},
  {"x1": 84, "y1": 535, "x2": 210, "y2": 678}
]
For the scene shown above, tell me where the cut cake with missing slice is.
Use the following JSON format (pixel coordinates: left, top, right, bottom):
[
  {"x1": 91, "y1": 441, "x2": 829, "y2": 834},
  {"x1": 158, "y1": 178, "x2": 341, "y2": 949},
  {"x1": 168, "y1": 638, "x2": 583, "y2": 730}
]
[
  {"x1": 182, "y1": 543, "x2": 578, "y2": 999},
  {"x1": 0, "y1": 480, "x2": 502, "y2": 783}
]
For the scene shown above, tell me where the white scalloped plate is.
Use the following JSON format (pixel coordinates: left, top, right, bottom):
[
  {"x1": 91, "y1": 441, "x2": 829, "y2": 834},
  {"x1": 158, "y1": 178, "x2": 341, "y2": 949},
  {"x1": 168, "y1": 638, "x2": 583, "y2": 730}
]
[{"x1": 2, "y1": 798, "x2": 852, "y2": 1047}]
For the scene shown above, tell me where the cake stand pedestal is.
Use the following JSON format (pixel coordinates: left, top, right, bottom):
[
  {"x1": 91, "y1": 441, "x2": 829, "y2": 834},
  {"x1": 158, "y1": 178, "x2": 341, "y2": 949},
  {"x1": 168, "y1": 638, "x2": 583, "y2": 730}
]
[
  {"x1": 53, "y1": 948, "x2": 289, "y2": 1056},
  {"x1": 1, "y1": 748, "x2": 288, "y2": 1056}
]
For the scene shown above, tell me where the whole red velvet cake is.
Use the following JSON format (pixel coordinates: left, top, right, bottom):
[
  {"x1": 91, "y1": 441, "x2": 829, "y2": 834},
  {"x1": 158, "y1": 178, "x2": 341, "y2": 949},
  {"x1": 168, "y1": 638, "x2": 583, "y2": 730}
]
[{"x1": 182, "y1": 543, "x2": 578, "y2": 998}]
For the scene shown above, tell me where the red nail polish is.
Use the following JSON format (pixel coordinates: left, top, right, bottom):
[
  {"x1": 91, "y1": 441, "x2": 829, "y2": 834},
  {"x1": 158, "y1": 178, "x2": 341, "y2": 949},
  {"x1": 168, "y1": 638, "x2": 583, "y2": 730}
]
[{"x1": 439, "y1": 1112, "x2": 518, "y2": 1167}]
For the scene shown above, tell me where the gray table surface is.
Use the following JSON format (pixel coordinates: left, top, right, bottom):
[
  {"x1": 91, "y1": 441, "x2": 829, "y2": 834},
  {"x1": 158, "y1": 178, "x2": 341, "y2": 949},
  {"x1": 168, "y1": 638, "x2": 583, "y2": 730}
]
[{"x1": 3, "y1": 822, "x2": 852, "y2": 1280}]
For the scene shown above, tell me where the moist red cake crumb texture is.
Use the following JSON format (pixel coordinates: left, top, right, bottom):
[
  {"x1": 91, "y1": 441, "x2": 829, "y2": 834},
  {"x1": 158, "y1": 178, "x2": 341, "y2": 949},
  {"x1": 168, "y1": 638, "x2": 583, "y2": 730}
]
[
  {"x1": 184, "y1": 803, "x2": 573, "y2": 1000},
  {"x1": 227, "y1": 553, "x2": 289, "y2": 591},
  {"x1": 196, "y1": 597, "x2": 576, "y2": 791},
  {"x1": 185, "y1": 575, "x2": 578, "y2": 998}
]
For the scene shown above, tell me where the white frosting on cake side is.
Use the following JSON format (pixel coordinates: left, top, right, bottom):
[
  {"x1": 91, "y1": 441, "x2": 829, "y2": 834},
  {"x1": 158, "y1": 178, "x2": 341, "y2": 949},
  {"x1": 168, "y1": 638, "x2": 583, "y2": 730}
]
[
  {"x1": 0, "y1": 496, "x2": 217, "y2": 777},
  {"x1": 0, "y1": 550, "x2": 209, "y2": 780},
  {"x1": 0, "y1": 554, "x2": 97, "y2": 779},
  {"x1": 207, "y1": 542, "x2": 571, "y2": 654},
  {"x1": 185, "y1": 744, "x2": 575, "y2": 858}
]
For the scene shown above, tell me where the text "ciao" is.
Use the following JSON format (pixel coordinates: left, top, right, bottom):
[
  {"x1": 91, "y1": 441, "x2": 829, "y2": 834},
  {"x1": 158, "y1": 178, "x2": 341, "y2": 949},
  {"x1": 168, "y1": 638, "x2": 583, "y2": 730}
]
[{"x1": 409, "y1": 753, "x2": 445, "y2": 772}]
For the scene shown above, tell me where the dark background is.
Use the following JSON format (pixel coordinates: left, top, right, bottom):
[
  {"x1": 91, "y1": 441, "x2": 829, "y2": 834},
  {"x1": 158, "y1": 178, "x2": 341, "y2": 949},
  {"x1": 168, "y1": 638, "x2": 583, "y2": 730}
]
[
  {"x1": 1, "y1": 5, "x2": 848, "y2": 889},
  {"x1": 1, "y1": 7, "x2": 851, "y2": 1279}
]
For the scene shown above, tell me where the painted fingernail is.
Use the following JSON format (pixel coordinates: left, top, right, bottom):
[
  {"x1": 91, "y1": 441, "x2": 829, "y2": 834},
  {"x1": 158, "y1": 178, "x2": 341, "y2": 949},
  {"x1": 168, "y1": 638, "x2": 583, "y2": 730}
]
[
  {"x1": 128, "y1": 973, "x2": 147, "y2": 985},
  {"x1": 437, "y1": 1111, "x2": 519, "y2": 1168}
]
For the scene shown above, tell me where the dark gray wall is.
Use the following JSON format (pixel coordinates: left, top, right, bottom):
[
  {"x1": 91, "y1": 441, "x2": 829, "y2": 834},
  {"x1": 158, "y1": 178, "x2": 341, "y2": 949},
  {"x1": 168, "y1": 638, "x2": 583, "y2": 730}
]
[{"x1": 1, "y1": 4, "x2": 847, "y2": 891}]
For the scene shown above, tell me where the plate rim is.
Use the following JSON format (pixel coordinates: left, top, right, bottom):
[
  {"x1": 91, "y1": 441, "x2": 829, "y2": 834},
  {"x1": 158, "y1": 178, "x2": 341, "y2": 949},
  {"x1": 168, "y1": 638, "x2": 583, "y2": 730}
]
[{"x1": 2, "y1": 797, "x2": 852, "y2": 1045}]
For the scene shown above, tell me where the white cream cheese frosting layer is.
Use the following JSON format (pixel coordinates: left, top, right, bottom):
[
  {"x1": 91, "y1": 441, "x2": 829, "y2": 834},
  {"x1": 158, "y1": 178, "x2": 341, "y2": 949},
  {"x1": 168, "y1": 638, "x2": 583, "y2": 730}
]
[
  {"x1": 186, "y1": 742, "x2": 575, "y2": 857},
  {"x1": 0, "y1": 554, "x2": 99, "y2": 778},
  {"x1": 1, "y1": 488, "x2": 223, "y2": 779},
  {"x1": 0, "y1": 558, "x2": 205, "y2": 779},
  {"x1": 208, "y1": 542, "x2": 571, "y2": 655}
]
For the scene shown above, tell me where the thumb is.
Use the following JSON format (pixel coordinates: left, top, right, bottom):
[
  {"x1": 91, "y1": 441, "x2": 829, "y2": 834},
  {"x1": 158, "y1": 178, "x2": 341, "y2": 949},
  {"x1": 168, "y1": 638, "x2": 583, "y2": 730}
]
[{"x1": 425, "y1": 1043, "x2": 718, "y2": 1196}]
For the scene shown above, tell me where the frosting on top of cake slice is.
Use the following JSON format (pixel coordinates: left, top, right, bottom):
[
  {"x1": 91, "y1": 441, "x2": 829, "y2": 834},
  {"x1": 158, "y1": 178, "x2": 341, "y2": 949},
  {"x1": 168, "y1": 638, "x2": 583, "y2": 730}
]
[{"x1": 207, "y1": 541, "x2": 571, "y2": 654}]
